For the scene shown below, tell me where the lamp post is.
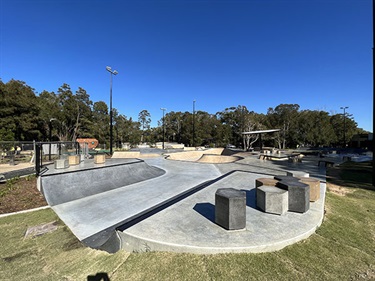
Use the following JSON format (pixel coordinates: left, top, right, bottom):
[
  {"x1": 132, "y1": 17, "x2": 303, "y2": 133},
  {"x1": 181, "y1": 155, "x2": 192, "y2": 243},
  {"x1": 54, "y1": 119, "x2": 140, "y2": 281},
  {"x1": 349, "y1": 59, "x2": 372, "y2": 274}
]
[
  {"x1": 340, "y1": 106, "x2": 349, "y2": 147},
  {"x1": 160, "y1": 108, "x2": 166, "y2": 150},
  {"x1": 48, "y1": 118, "x2": 57, "y2": 161},
  {"x1": 106, "y1": 66, "x2": 118, "y2": 156},
  {"x1": 193, "y1": 100, "x2": 196, "y2": 147}
]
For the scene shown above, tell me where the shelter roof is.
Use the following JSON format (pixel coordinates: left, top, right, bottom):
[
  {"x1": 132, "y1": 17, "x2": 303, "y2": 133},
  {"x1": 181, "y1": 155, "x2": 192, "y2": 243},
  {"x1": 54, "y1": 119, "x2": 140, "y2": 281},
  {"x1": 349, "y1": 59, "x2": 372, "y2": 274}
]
[{"x1": 242, "y1": 129, "x2": 280, "y2": 135}]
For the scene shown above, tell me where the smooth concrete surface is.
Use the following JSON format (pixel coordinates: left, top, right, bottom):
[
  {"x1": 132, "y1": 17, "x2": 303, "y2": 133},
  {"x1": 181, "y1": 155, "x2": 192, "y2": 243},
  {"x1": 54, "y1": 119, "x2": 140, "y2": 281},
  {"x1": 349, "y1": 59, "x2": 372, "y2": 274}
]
[
  {"x1": 49, "y1": 157, "x2": 222, "y2": 248},
  {"x1": 40, "y1": 159, "x2": 165, "y2": 206},
  {"x1": 119, "y1": 170, "x2": 326, "y2": 254},
  {"x1": 39, "y1": 150, "x2": 327, "y2": 254}
]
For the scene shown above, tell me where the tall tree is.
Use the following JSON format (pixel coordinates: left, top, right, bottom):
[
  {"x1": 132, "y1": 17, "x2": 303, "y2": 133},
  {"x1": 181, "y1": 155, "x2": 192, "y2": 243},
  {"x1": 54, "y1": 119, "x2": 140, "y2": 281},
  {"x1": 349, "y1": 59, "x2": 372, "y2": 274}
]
[
  {"x1": 266, "y1": 104, "x2": 300, "y2": 149},
  {"x1": 0, "y1": 79, "x2": 41, "y2": 141},
  {"x1": 138, "y1": 109, "x2": 151, "y2": 143}
]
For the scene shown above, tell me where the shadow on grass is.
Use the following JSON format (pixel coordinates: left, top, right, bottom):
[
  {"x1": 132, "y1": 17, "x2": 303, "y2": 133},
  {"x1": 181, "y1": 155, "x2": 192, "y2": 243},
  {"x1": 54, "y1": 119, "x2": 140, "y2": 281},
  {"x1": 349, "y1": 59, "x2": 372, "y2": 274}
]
[{"x1": 327, "y1": 161, "x2": 374, "y2": 191}]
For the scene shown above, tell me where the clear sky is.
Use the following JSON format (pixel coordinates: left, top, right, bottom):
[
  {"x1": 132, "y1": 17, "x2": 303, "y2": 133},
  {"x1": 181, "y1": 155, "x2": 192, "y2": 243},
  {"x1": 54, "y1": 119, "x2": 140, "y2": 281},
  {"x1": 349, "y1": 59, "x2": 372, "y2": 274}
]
[{"x1": 0, "y1": 0, "x2": 373, "y2": 131}]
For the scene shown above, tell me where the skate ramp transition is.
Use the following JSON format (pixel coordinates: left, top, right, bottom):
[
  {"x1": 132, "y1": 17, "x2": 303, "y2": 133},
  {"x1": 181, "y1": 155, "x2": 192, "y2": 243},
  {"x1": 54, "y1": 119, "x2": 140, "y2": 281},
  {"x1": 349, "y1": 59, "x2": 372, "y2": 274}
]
[
  {"x1": 39, "y1": 159, "x2": 165, "y2": 206},
  {"x1": 165, "y1": 148, "x2": 243, "y2": 163}
]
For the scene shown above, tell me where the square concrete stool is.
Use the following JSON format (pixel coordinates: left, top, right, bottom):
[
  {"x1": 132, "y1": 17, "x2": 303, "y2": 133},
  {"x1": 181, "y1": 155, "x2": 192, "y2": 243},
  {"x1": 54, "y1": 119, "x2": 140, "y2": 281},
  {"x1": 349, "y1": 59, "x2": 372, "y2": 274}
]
[
  {"x1": 297, "y1": 177, "x2": 320, "y2": 202},
  {"x1": 277, "y1": 180, "x2": 310, "y2": 213},
  {"x1": 257, "y1": 185, "x2": 288, "y2": 215},
  {"x1": 215, "y1": 188, "x2": 246, "y2": 230}
]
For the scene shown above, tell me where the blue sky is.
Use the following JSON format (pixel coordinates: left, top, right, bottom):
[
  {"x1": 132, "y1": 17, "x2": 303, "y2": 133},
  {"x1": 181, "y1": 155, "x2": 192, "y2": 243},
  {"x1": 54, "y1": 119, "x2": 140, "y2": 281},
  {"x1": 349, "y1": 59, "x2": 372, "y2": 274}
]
[{"x1": 0, "y1": 0, "x2": 373, "y2": 131}]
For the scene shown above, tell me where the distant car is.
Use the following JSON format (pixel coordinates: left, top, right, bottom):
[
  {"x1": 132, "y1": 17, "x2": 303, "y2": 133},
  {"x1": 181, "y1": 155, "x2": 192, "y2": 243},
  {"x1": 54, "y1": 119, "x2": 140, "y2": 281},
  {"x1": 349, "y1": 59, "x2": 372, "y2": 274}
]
[{"x1": 226, "y1": 144, "x2": 236, "y2": 149}]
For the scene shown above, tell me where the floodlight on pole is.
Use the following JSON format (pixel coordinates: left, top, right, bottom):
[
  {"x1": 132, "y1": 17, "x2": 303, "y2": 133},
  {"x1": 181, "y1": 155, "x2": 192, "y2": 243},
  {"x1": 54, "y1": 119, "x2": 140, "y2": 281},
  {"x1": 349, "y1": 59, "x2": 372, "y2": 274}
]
[
  {"x1": 193, "y1": 100, "x2": 196, "y2": 147},
  {"x1": 161, "y1": 108, "x2": 167, "y2": 150},
  {"x1": 106, "y1": 66, "x2": 118, "y2": 155},
  {"x1": 340, "y1": 106, "x2": 349, "y2": 147}
]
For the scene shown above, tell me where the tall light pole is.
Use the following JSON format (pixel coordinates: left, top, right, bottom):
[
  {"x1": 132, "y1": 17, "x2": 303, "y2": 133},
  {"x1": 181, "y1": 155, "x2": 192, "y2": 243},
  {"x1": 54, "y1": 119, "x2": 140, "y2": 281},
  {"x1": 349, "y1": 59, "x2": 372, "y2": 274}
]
[
  {"x1": 373, "y1": 0, "x2": 375, "y2": 186},
  {"x1": 193, "y1": 100, "x2": 196, "y2": 148},
  {"x1": 106, "y1": 66, "x2": 118, "y2": 155},
  {"x1": 161, "y1": 108, "x2": 166, "y2": 150},
  {"x1": 340, "y1": 106, "x2": 349, "y2": 147},
  {"x1": 49, "y1": 118, "x2": 57, "y2": 161}
]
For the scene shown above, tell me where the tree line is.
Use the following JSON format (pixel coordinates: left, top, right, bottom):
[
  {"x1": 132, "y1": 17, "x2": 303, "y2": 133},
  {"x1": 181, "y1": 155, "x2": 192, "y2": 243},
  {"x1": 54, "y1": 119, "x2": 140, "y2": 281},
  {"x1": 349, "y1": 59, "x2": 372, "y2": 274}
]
[{"x1": 0, "y1": 79, "x2": 366, "y2": 149}]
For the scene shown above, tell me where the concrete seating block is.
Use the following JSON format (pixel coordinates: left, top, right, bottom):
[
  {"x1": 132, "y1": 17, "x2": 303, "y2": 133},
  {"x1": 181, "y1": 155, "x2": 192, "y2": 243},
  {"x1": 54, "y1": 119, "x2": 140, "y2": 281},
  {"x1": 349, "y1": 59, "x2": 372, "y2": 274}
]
[
  {"x1": 256, "y1": 185, "x2": 288, "y2": 215},
  {"x1": 94, "y1": 154, "x2": 106, "y2": 164},
  {"x1": 215, "y1": 188, "x2": 246, "y2": 230},
  {"x1": 255, "y1": 178, "x2": 278, "y2": 188},
  {"x1": 54, "y1": 159, "x2": 69, "y2": 169},
  {"x1": 68, "y1": 155, "x2": 80, "y2": 165},
  {"x1": 286, "y1": 171, "x2": 309, "y2": 178},
  {"x1": 298, "y1": 177, "x2": 320, "y2": 202},
  {"x1": 277, "y1": 180, "x2": 310, "y2": 213},
  {"x1": 274, "y1": 175, "x2": 299, "y2": 182}
]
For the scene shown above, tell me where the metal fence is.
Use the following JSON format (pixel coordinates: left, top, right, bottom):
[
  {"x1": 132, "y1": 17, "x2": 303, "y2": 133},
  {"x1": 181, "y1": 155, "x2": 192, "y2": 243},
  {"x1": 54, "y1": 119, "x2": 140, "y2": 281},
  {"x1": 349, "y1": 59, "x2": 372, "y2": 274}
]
[{"x1": 0, "y1": 141, "x2": 89, "y2": 176}]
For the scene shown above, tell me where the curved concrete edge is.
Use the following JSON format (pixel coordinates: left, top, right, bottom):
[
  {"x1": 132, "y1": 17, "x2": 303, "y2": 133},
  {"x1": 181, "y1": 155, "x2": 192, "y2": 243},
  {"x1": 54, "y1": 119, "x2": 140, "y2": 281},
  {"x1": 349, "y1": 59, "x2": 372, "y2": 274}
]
[
  {"x1": 0, "y1": 205, "x2": 50, "y2": 218},
  {"x1": 119, "y1": 221, "x2": 322, "y2": 254},
  {"x1": 118, "y1": 181, "x2": 326, "y2": 254},
  {"x1": 196, "y1": 154, "x2": 243, "y2": 164},
  {"x1": 40, "y1": 159, "x2": 166, "y2": 206}
]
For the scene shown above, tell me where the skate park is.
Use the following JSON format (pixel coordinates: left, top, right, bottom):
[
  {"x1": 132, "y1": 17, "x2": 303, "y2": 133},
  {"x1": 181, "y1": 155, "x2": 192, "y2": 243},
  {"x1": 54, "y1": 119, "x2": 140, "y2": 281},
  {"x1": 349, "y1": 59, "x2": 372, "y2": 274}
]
[{"x1": 37, "y1": 146, "x2": 328, "y2": 254}]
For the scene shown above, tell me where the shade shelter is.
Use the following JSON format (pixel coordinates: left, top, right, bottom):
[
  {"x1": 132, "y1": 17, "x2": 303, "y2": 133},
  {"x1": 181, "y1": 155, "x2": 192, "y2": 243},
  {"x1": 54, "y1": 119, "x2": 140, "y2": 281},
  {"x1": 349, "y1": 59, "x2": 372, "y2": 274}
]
[{"x1": 242, "y1": 129, "x2": 280, "y2": 150}]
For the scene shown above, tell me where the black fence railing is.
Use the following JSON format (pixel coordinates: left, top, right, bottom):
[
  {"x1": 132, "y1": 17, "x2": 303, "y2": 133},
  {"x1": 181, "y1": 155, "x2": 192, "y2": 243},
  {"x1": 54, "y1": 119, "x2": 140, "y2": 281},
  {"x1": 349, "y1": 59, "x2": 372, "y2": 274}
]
[
  {"x1": 0, "y1": 141, "x2": 91, "y2": 177},
  {"x1": 34, "y1": 141, "x2": 81, "y2": 175}
]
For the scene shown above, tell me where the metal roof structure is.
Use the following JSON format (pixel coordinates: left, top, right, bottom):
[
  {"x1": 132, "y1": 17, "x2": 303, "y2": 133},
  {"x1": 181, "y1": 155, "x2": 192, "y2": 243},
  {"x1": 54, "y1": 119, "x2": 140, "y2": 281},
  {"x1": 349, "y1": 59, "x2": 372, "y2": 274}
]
[{"x1": 242, "y1": 129, "x2": 280, "y2": 135}]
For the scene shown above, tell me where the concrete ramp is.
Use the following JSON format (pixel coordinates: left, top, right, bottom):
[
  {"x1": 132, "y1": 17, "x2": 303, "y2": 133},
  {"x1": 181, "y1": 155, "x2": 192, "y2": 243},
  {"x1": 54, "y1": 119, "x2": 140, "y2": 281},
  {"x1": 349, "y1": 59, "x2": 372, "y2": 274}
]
[
  {"x1": 39, "y1": 159, "x2": 165, "y2": 206},
  {"x1": 196, "y1": 154, "x2": 242, "y2": 163},
  {"x1": 40, "y1": 158, "x2": 222, "y2": 251}
]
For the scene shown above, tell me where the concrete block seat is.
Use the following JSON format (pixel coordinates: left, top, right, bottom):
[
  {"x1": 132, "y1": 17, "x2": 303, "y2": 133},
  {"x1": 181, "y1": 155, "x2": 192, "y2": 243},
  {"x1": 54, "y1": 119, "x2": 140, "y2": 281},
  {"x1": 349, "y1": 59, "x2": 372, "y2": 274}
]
[
  {"x1": 68, "y1": 155, "x2": 80, "y2": 165},
  {"x1": 286, "y1": 171, "x2": 309, "y2": 178},
  {"x1": 256, "y1": 185, "x2": 288, "y2": 215},
  {"x1": 215, "y1": 188, "x2": 246, "y2": 230},
  {"x1": 255, "y1": 177, "x2": 279, "y2": 188},
  {"x1": 297, "y1": 177, "x2": 320, "y2": 202},
  {"x1": 276, "y1": 179, "x2": 310, "y2": 213}
]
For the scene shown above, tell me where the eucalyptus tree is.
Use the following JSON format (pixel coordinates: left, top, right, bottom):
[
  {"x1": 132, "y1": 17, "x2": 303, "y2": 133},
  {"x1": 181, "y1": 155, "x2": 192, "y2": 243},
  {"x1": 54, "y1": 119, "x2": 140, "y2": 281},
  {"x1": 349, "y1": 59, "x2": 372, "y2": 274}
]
[
  {"x1": 216, "y1": 105, "x2": 262, "y2": 149},
  {"x1": 38, "y1": 90, "x2": 60, "y2": 140},
  {"x1": 91, "y1": 101, "x2": 109, "y2": 146},
  {"x1": 138, "y1": 109, "x2": 151, "y2": 143},
  {"x1": 297, "y1": 110, "x2": 336, "y2": 147},
  {"x1": 330, "y1": 112, "x2": 358, "y2": 147},
  {"x1": 0, "y1": 79, "x2": 41, "y2": 141},
  {"x1": 74, "y1": 87, "x2": 93, "y2": 139},
  {"x1": 266, "y1": 104, "x2": 300, "y2": 149}
]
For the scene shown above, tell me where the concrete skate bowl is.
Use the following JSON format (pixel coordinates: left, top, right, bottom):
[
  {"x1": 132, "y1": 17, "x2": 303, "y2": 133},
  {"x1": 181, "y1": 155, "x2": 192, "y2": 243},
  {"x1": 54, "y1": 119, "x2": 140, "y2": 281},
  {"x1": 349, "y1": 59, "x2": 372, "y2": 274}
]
[
  {"x1": 39, "y1": 159, "x2": 166, "y2": 206},
  {"x1": 165, "y1": 148, "x2": 243, "y2": 164}
]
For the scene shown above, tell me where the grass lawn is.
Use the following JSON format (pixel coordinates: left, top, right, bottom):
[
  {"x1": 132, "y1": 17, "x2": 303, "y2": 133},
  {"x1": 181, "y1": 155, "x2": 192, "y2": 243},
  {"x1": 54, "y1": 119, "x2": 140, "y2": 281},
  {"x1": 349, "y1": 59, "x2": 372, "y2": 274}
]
[{"x1": 0, "y1": 162, "x2": 374, "y2": 280}]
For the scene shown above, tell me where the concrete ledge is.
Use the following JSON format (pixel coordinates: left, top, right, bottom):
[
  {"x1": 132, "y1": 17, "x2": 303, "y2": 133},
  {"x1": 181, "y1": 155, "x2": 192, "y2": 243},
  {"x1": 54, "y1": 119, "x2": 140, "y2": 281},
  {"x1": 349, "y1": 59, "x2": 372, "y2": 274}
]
[{"x1": 112, "y1": 151, "x2": 141, "y2": 158}]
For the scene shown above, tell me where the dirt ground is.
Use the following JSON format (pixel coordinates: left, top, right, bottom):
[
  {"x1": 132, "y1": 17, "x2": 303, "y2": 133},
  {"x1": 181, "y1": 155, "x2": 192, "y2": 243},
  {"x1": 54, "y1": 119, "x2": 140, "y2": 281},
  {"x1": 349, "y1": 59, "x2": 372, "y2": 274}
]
[{"x1": 0, "y1": 176, "x2": 47, "y2": 214}]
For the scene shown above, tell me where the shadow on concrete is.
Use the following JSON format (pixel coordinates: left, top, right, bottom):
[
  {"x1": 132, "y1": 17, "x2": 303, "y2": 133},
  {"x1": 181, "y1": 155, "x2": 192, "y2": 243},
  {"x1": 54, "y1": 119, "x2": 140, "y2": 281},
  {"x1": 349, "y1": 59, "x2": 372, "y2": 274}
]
[
  {"x1": 241, "y1": 188, "x2": 257, "y2": 209},
  {"x1": 193, "y1": 202, "x2": 215, "y2": 223}
]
